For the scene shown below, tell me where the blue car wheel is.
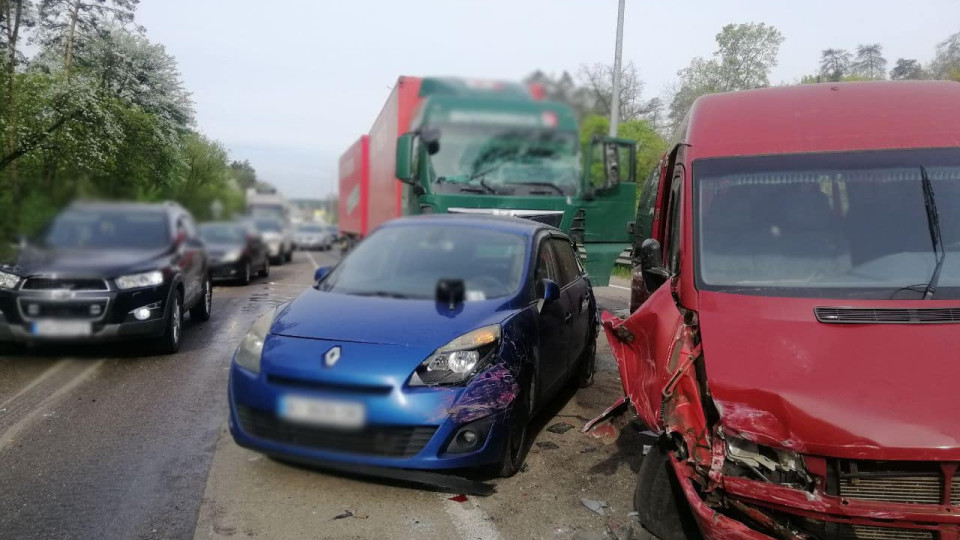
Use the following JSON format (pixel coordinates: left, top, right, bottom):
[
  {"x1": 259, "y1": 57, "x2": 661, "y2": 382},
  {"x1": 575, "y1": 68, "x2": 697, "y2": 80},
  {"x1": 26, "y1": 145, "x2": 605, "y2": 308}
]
[{"x1": 497, "y1": 370, "x2": 533, "y2": 477}]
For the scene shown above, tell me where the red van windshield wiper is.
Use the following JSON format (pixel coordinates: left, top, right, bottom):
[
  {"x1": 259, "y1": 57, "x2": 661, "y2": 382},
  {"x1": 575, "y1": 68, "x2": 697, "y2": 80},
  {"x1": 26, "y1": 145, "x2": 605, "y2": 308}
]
[{"x1": 920, "y1": 165, "x2": 945, "y2": 300}]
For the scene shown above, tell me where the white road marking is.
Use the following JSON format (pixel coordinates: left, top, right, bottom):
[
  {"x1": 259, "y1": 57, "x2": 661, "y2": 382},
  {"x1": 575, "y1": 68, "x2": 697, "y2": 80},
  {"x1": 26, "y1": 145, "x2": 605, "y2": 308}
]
[
  {"x1": 304, "y1": 251, "x2": 319, "y2": 270},
  {"x1": 606, "y1": 284, "x2": 631, "y2": 291},
  {"x1": 0, "y1": 360, "x2": 71, "y2": 411},
  {"x1": 441, "y1": 494, "x2": 503, "y2": 540},
  {"x1": 0, "y1": 359, "x2": 105, "y2": 450}
]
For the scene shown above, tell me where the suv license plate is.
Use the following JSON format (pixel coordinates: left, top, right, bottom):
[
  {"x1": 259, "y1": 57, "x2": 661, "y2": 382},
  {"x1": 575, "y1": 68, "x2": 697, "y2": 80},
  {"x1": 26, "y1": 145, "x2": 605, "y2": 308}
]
[{"x1": 32, "y1": 320, "x2": 93, "y2": 337}]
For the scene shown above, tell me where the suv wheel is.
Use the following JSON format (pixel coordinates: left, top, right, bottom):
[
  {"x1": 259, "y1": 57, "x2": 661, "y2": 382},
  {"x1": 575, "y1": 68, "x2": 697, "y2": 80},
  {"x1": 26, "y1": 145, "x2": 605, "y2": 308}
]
[
  {"x1": 258, "y1": 257, "x2": 270, "y2": 278},
  {"x1": 157, "y1": 293, "x2": 182, "y2": 355},
  {"x1": 190, "y1": 276, "x2": 212, "y2": 321}
]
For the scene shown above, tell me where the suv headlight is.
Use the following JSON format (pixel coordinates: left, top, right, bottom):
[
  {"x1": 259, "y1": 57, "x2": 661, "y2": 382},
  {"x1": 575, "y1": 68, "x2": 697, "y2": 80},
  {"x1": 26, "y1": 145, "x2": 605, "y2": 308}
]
[
  {"x1": 235, "y1": 308, "x2": 277, "y2": 374},
  {"x1": 0, "y1": 270, "x2": 20, "y2": 289},
  {"x1": 410, "y1": 325, "x2": 500, "y2": 386},
  {"x1": 115, "y1": 270, "x2": 163, "y2": 290}
]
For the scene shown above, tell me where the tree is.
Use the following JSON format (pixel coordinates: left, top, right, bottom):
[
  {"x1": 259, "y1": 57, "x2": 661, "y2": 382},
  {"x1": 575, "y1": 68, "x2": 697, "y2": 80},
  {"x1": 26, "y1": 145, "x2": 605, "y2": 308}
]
[
  {"x1": 890, "y1": 58, "x2": 925, "y2": 80},
  {"x1": 930, "y1": 31, "x2": 960, "y2": 81},
  {"x1": 578, "y1": 61, "x2": 660, "y2": 123},
  {"x1": 37, "y1": 0, "x2": 139, "y2": 74},
  {"x1": 229, "y1": 159, "x2": 257, "y2": 190},
  {"x1": 668, "y1": 23, "x2": 784, "y2": 128},
  {"x1": 820, "y1": 48, "x2": 852, "y2": 82},
  {"x1": 852, "y1": 44, "x2": 887, "y2": 80}
]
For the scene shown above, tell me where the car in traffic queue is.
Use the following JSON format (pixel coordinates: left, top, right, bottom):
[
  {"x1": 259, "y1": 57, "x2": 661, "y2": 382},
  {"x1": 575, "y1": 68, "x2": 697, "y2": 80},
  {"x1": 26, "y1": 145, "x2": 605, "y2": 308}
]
[
  {"x1": 294, "y1": 223, "x2": 334, "y2": 251},
  {"x1": 228, "y1": 214, "x2": 597, "y2": 478},
  {"x1": 609, "y1": 81, "x2": 960, "y2": 540},
  {"x1": 249, "y1": 217, "x2": 294, "y2": 265},
  {"x1": 0, "y1": 201, "x2": 212, "y2": 354},
  {"x1": 200, "y1": 221, "x2": 270, "y2": 285}
]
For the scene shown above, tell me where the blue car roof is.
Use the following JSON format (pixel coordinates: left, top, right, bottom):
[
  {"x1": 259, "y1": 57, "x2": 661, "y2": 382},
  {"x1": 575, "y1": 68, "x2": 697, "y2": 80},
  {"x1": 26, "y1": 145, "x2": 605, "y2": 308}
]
[{"x1": 380, "y1": 214, "x2": 557, "y2": 239}]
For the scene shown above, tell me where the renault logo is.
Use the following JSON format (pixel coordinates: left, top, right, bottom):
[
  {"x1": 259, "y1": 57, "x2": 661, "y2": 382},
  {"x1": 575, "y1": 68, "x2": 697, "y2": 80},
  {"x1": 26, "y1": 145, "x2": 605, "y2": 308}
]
[{"x1": 324, "y1": 346, "x2": 341, "y2": 367}]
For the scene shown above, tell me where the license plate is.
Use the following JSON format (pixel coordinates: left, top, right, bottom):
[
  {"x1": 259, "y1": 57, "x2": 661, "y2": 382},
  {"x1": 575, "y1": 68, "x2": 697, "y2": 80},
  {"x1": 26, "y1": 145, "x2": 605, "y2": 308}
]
[
  {"x1": 31, "y1": 320, "x2": 92, "y2": 337},
  {"x1": 278, "y1": 395, "x2": 366, "y2": 428}
]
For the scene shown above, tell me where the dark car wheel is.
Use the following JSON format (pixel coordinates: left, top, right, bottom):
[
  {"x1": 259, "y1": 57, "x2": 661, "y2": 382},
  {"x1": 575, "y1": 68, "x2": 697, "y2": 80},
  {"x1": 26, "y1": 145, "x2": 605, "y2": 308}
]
[
  {"x1": 238, "y1": 261, "x2": 251, "y2": 285},
  {"x1": 190, "y1": 276, "x2": 212, "y2": 322},
  {"x1": 157, "y1": 293, "x2": 182, "y2": 355},
  {"x1": 284, "y1": 249, "x2": 293, "y2": 263},
  {"x1": 258, "y1": 257, "x2": 270, "y2": 278},
  {"x1": 497, "y1": 371, "x2": 533, "y2": 478},
  {"x1": 576, "y1": 330, "x2": 597, "y2": 388},
  {"x1": 272, "y1": 254, "x2": 284, "y2": 266},
  {"x1": 635, "y1": 442, "x2": 701, "y2": 540}
]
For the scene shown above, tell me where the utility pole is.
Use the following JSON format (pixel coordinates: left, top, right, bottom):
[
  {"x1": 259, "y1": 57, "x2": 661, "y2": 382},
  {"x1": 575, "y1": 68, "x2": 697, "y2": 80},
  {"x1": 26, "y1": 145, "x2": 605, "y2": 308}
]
[{"x1": 609, "y1": 0, "x2": 625, "y2": 137}]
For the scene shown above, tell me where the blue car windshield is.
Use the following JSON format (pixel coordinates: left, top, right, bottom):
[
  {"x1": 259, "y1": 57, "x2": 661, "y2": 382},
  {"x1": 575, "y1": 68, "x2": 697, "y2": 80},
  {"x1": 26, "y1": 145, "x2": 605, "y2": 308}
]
[{"x1": 320, "y1": 224, "x2": 527, "y2": 300}]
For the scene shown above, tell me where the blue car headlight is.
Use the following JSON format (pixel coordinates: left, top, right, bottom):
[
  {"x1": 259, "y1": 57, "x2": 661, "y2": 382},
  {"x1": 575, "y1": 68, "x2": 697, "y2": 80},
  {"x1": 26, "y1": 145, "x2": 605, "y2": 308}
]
[
  {"x1": 235, "y1": 308, "x2": 278, "y2": 374},
  {"x1": 410, "y1": 324, "x2": 500, "y2": 387}
]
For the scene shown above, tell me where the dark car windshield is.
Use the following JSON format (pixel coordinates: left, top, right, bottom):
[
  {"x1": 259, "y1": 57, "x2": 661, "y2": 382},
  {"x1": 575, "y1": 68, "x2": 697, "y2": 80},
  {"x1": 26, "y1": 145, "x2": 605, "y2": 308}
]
[
  {"x1": 254, "y1": 219, "x2": 282, "y2": 233},
  {"x1": 41, "y1": 208, "x2": 170, "y2": 250},
  {"x1": 200, "y1": 224, "x2": 245, "y2": 244},
  {"x1": 696, "y1": 148, "x2": 960, "y2": 299},
  {"x1": 320, "y1": 224, "x2": 527, "y2": 300},
  {"x1": 429, "y1": 125, "x2": 580, "y2": 196}
]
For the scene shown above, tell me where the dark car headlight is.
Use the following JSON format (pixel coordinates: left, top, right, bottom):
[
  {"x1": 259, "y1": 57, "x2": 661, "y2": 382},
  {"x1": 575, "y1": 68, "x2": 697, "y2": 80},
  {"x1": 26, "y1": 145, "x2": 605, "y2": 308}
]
[
  {"x1": 0, "y1": 270, "x2": 20, "y2": 289},
  {"x1": 409, "y1": 324, "x2": 500, "y2": 387}
]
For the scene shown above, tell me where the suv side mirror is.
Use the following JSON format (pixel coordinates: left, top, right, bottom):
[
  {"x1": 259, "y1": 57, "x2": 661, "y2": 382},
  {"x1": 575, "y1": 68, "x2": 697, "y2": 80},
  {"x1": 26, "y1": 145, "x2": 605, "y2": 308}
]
[
  {"x1": 395, "y1": 133, "x2": 414, "y2": 183},
  {"x1": 639, "y1": 239, "x2": 670, "y2": 291}
]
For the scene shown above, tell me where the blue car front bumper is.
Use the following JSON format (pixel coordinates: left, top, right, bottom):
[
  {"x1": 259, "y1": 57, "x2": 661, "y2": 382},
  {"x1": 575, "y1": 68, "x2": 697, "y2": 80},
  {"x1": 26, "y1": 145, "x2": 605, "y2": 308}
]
[{"x1": 228, "y1": 361, "x2": 516, "y2": 471}]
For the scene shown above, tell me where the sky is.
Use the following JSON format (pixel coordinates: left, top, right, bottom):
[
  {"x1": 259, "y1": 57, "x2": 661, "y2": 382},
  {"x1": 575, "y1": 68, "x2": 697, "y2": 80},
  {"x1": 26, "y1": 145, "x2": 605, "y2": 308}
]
[{"x1": 138, "y1": 0, "x2": 960, "y2": 199}]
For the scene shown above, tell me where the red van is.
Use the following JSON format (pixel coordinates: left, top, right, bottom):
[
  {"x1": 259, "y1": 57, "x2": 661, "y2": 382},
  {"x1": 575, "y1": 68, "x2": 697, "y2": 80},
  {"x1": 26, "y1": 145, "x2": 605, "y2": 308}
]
[{"x1": 606, "y1": 81, "x2": 960, "y2": 539}]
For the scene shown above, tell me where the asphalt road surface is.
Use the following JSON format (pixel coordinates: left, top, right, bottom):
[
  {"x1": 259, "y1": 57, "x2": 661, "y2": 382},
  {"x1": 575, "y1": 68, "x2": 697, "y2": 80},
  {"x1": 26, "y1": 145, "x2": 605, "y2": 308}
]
[{"x1": 0, "y1": 252, "x2": 647, "y2": 540}]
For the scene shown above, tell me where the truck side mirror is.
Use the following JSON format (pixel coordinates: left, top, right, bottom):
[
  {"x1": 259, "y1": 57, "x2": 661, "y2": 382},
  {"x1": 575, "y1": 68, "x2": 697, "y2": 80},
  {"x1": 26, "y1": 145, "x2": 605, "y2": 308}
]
[
  {"x1": 395, "y1": 133, "x2": 415, "y2": 182},
  {"x1": 639, "y1": 238, "x2": 670, "y2": 291}
]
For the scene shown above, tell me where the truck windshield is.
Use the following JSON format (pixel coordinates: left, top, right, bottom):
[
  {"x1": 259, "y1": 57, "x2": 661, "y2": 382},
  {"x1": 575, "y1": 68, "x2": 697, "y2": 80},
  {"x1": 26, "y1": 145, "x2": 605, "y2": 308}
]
[
  {"x1": 429, "y1": 125, "x2": 579, "y2": 196},
  {"x1": 695, "y1": 148, "x2": 960, "y2": 299},
  {"x1": 319, "y1": 224, "x2": 527, "y2": 300}
]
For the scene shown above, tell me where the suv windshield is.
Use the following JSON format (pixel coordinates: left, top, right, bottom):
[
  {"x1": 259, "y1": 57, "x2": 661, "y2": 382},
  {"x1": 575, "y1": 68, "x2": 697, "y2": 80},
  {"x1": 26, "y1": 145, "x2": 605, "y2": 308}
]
[
  {"x1": 429, "y1": 125, "x2": 580, "y2": 196},
  {"x1": 696, "y1": 148, "x2": 960, "y2": 299},
  {"x1": 41, "y1": 208, "x2": 170, "y2": 250},
  {"x1": 319, "y1": 224, "x2": 527, "y2": 300},
  {"x1": 200, "y1": 224, "x2": 245, "y2": 244}
]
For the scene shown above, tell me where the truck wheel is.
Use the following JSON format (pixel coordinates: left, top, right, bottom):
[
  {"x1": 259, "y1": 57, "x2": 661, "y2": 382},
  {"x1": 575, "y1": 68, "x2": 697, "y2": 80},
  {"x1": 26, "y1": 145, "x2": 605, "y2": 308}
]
[
  {"x1": 156, "y1": 293, "x2": 182, "y2": 355},
  {"x1": 635, "y1": 443, "x2": 701, "y2": 540}
]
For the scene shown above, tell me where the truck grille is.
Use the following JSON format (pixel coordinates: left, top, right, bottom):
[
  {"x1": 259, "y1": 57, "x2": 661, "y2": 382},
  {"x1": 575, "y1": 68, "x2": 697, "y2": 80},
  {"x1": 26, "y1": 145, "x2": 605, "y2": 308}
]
[
  {"x1": 17, "y1": 298, "x2": 109, "y2": 320},
  {"x1": 235, "y1": 405, "x2": 436, "y2": 458},
  {"x1": 22, "y1": 277, "x2": 108, "y2": 291},
  {"x1": 838, "y1": 525, "x2": 934, "y2": 540}
]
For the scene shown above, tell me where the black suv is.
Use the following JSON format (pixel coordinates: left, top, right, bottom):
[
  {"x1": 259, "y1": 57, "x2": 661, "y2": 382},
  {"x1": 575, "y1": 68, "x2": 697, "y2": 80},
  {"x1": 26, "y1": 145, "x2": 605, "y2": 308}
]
[{"x1": 0, "y1": 201, "x2": 212, "y2": 354}]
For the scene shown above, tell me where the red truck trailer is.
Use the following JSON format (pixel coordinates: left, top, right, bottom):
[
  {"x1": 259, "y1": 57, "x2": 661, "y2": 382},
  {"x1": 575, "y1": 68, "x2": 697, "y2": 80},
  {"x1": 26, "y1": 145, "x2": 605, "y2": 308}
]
[{"x1": 337, "y1": 135, "x2": 370, "y2": 242}]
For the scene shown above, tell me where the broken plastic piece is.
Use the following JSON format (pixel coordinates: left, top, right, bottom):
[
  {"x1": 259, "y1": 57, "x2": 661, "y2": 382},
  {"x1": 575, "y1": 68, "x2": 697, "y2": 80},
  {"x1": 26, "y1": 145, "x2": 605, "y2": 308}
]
[
  {"x1": 582, "y1": 396, "x2": 628, "y2": 433},
  {"x1": 535, "y1": 441, "x2": 559, "y2": 450},
  {"x1": 546, "y1": 422, "x2": 574, "y2": 434},
  {"x1": 448, "y1": 494, "x2": 468, "y2": 503},
  {"x1": 580, "y1": 498, "x2": 608, "y2": 516}
]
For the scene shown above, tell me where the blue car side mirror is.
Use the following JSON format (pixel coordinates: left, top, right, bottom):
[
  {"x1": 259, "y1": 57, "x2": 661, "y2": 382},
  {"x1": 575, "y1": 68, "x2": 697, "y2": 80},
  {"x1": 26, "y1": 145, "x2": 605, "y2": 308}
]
[
  {"x1": 537, "y1": 278, "x2": 560, "y2": 303},
  {"x1": 314, "y1": 266, "x2": 332, "y2": 282}
]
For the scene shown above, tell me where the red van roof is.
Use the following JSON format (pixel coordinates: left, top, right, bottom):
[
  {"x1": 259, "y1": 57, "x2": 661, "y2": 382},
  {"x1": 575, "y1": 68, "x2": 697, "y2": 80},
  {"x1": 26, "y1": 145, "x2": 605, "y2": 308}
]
[{"x1": 684, "y1": 80, "x2": 960, "y2": 160}]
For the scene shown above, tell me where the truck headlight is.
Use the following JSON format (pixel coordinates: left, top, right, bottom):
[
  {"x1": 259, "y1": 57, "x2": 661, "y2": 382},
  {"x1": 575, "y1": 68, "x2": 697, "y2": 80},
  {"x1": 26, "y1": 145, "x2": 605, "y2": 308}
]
[
  {"x1": 0, "y1": 270, "x2": 20, "y2": 289},
  {"x1": 410, "y1": 325, "x2": 500, "y2": 386},
  {"x1": 115, "y1": 270, "x2": 163, "y2": 290},
  {"x1": 235, "y1": 308, "x2": 277, "y2": 374}
]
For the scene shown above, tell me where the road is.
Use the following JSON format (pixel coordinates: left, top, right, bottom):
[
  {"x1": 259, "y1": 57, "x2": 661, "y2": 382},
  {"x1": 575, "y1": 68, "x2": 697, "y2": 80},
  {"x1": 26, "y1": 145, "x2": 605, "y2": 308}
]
[{"x1": 0, "y1": 252, "x2": 646, "y2": 540}]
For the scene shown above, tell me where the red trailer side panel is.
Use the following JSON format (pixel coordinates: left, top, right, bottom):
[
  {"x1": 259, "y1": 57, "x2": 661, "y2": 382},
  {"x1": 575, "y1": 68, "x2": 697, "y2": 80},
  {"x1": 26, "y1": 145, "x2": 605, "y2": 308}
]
[
  {"x1": 337, "y1": 135, "x2": 369, "y2": 237},
  {"x1": 367, "y1": 76, "x2": 423, "y2": 231}
]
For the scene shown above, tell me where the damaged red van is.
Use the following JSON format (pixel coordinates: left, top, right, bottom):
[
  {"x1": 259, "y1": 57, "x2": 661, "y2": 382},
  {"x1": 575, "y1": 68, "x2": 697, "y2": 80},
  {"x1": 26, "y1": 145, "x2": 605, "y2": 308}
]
[{"x1": 604, "y1": 81, "x2": 960, "y2": 540}]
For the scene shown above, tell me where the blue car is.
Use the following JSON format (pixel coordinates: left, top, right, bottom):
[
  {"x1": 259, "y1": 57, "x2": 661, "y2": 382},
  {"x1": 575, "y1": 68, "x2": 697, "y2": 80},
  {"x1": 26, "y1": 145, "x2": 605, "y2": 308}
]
[{"x1": 228, "y1": 215, "x2": 597, "y2": 480}]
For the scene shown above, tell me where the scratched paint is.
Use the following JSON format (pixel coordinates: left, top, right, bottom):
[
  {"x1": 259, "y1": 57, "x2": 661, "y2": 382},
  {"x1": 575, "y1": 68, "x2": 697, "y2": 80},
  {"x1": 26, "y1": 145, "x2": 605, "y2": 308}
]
[{"x1": 447, "y1": 363, "x2": 519, "y2": 424}]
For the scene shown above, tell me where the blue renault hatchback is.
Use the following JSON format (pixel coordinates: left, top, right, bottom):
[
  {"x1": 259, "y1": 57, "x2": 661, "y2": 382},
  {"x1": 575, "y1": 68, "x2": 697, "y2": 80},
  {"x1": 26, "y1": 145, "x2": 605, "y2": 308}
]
[{"x1": 228, "y1": 214, "x2": 597, "y2": 479}]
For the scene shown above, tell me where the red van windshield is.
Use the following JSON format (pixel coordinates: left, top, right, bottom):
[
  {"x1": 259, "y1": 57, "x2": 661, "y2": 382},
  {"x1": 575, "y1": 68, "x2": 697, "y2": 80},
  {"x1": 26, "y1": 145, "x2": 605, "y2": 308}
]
[{"x1": 695, "y1": 148, "x2": 960, "y2": 299}]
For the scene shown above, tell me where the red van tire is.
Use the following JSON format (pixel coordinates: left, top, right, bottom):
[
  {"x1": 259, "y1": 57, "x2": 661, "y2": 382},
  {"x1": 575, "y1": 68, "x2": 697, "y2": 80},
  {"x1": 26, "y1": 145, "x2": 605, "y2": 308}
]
[{"x1": 634, "y1": 443, "x2": 701, "y2": 540}]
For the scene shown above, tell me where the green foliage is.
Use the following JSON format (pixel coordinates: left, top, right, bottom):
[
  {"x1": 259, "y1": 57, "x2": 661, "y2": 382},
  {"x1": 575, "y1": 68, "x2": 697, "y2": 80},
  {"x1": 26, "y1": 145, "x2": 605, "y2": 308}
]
[{"x1": 890, "y1": 58, "x2": 926, "y2": 80}]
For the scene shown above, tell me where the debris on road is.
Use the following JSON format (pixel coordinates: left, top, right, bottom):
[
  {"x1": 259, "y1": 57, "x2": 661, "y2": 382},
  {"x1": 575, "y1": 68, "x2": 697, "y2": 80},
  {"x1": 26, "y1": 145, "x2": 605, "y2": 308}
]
[
  {"x1": 546, "y1": 422, "x2": 574, "y2": 434},
  {"x1": 580, "y1": 498, "x2": 609, "y2": 516},
  {"x1": 448, "y1": 494, "x2": 468, "y2": 503},
  {"x1": 536, "y1": 441, "x2": 560, "y2": 450},
  {"x1": 586, "y1": 422, "x2": 619, "y2": 443},
  {"x1": 332, "y1": 510, "x2": 368, "y2": 520}
]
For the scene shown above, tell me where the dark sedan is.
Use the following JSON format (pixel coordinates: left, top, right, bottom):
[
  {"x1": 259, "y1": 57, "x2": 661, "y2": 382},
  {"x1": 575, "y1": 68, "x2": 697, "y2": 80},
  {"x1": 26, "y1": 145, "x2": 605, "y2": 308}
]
[{"x1": 200, "y1": 222, "x2": 270, "y2": 285}]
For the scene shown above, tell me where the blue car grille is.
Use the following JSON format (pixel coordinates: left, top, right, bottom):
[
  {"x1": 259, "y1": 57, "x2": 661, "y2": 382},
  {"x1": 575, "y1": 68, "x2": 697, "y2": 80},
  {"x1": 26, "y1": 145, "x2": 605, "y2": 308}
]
[
  {"x1": 236, "y1": 405, "x2": 437, "y2": 458},
  {"x1": 267, "y1": 374, "x2": 393, "y2": 396}
]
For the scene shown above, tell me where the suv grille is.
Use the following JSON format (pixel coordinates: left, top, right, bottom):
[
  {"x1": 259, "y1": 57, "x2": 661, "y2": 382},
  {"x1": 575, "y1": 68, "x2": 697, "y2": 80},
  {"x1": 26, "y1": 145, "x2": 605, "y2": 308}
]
[
  {"x1": 22, "y1": 277, "x2": 108, "y2": 291},
  {"x1": 816, "y1": 307, "x2": 960, "y2": 324},
  {"x1": 18, "y1": 298, "x2": 109, "y2": 320},
  {"x1": 235, "y1": 405, "x2": 436, "y2": 458}
]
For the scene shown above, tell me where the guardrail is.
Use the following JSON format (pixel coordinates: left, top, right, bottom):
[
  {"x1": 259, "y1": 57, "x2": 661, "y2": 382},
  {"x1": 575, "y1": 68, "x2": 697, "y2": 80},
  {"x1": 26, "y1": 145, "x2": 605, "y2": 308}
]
[{"x1": 577, "y1": 247, "x2": 633, "y2": 267}]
